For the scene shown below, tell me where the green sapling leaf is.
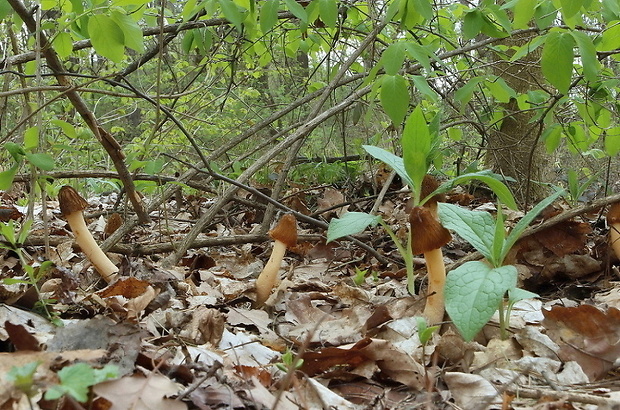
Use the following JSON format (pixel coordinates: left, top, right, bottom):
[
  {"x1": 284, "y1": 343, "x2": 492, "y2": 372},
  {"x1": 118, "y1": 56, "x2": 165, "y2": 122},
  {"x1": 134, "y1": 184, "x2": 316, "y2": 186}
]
[
  {"x1": 402, "y1": 106, "x2": 431, "y2": 201},
  {"x1": 438, "y1": 203, "x2": 496, "y2": 262},
  {"x1": 362, "y1": 145, "x2": 415, "y2": 187},
  {"x1": 501, "y1": 189, "x2": 565, "y2": 262},
  {"x1": 7, "y1": 361, "x2": 40, "y2": 396},
  {"x1": 444, "y1": 261, "x2": 518, "y2": 341},
  {"x1": 508, "y1": 287, "x2": 538, "y2": 304},
  {"x1": 44, "y1": 363, "x2": 95, "y2": 403},
  {"x1": 326, "y1": 212, "x2": 381, "y2": 243}
]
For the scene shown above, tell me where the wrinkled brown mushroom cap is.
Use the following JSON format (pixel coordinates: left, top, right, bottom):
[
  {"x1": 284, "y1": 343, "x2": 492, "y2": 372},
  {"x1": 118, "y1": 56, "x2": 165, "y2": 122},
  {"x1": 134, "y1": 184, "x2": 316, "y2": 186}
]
[
  {"x1": 421, "y1": 174, "x2": 445, "y2": 208},
  {"x1": 409, "y1": 206, "x2": 452, "y2": 254},
  {"x1": 269, "y1": 214, "x2": 298, "y2": 248},
  {"x1": 58, "y1": 186, "x2": 89, "y2": 216},
  {"x1": 608, "y1": 203, "x2": 620, "y2": 225}
]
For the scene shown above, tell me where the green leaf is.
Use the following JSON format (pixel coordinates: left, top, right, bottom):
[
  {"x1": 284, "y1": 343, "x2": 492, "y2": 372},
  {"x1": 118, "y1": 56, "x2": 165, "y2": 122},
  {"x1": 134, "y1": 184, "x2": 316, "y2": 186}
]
[
  {"x1": 381, "y1": 42, "x2": 407, "y2": 76},
  {"x1": 326, "y1": 212, "x2": 381, "y2": 243},
  {"x1": 445, "y1": 172, "x2": 518, "y2": 210},
  {"x1": 411, "y1": 75, "x2": 438, "y2": 102},
  {"x1": 7, "y1": 361, "x2": 40, "y2": 396},
  {"x1": 445, "y1": 261, "x2": 518, "y2": 341},
  {"x1": 51, "y1": 119, "x2": 78, "y2": 139},
  {"x1": 462, "y1": 9, "x2": 483, "y2": 39},
  {"x1": 23, "y1": 126, "x2": 39, "y2": 151},
  {"x1": 362, "y1": 145, "x2": 415, "y2": 188},
  {"x1": 412, "y1": 0, "x2": 433, "y2": 20},
  {"x1": 0, "y1": 164, "x2": 19, "y2": 191},
  {"x1": 25, "y1": 153, "x2": 55, "y2": 171},
  {"x1": 571, "y1": 31, "x2": 599, "y2": 82},
  {"x1": 402, "y1": 106, "x2": 431, "y2": 200},
  {"x1": 260, "y1": 0, "x2": 279, "y2": 32},
  {"x1": 54, "y1": 32, "x2": 74, "y2": 59},
  {"x1": 380, "y1": 74, "x2": 409, "y2": 125},
  {"x1": 88, "y1": 14, "x2": 125, "y2": 63},
  {"x1": 45, "y1": 363, "x2": 95, "y2": 403},
  {"x1": 220, "y1": 0, "x2": 245, "y2": 31},
  {"x1": 541, "y1": 31, "x2": 575, "y2": 94},
  {"x1": 5, "y1": 142, "x2": 25, "y2": 161},
  {"x1": 604, "y1": 127, "x2": 620, "y2": 156},
  {"x1": 501, "y1": 189, "x2": 565, "y2": 261},
  {"x1": 542, "y1": 124, "x2": 563, "y2": 153},
  {"x1": 599, "y1": 21, "x2": 620, "y2": 51},
  {"x1": 508, "y1": 287, "x2": 538, "y2": 303},
  {"x1": 284, "y1": 0, "x2": 308, "y2": 24},
  {"x1": 454, "y1": 76, "x2": 485, "y2": 107},
  {"x1": 110, "y1": 10, "x2": 145, "y2": 53},
  {"x1": 485, "y1": 77, "x2": 516, "y2": 103},
  {"x1": 0, "y1": 1, "x2": 13, "y2": 20},
  {"x1": 318, "y1": 0, "x2": 338, "y2": 27},
  {"x1": 438, "y1": 203, "x2": 497, "y2": 263},
  {"x1": 560, "y1": 0, "x2": 583, "y2": 19},
  {"x1": 513, "y1": 0, "x2": 536, "y2": 29}
]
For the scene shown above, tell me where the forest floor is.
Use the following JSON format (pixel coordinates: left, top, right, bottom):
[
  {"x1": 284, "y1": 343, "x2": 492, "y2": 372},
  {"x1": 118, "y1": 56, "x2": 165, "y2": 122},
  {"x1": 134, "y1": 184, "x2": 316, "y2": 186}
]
[{"x1": 1, "y1": 180, "x2": 620, "y2": 410}]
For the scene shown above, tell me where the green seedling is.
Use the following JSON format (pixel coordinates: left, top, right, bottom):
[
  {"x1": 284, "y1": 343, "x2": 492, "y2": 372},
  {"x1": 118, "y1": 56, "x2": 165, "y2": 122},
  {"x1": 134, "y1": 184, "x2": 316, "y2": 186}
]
[
  {"x1": 7, "y1": 361, "x2": 41, "y2": 398},
  {"x1": 327, "y1": 105, "x2": 517, "y2": 325},
  {"x1": 276, "y1": 349, "x2": 304, "y2": 372},
  {"x1": 438, "y1": 189, "x2": 564, "y2": 341},
  {"x1": 352, "y1": 266, "x2": 378, "y2": 286},
  {"x1": 44, "y1": 362, "x2": 118, "y2": 403}
]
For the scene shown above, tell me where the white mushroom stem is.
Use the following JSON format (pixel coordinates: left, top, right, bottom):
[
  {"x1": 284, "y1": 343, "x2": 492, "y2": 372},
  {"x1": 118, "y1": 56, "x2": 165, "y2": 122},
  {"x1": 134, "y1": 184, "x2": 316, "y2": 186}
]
[
  {"x1": 422, "y1": 248, "x2": 446, "y2": 325},
  {"x1": 66, "y1": 211, "x2": 118, "y2": 283},
  {"x1": 255, "y1": 240, "x2": 287, "y2": 304}
]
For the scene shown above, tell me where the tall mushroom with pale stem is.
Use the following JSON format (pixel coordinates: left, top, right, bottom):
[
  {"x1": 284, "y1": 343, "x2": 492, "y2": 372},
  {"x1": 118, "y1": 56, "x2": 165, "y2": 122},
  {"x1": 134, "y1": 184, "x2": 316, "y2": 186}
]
[
  {"x1": 58, "y1": 186, "x2": 119, "y2": 283},
  {"x1": 255, "y1": 214, "x2": 298, "y2": 304},
  {"x1": 410, "y1": 175, "x2": 452, "y2": 325},
  {"x1": 607, "y1": 202, "x2": 620, "y2": 260}
]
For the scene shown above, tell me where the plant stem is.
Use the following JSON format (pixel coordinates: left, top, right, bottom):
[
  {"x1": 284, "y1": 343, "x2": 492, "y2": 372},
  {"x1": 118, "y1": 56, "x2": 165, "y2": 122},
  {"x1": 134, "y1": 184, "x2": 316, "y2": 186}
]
[{"x1": 379, "y1": 220, "x2": 416, "y2": 295}]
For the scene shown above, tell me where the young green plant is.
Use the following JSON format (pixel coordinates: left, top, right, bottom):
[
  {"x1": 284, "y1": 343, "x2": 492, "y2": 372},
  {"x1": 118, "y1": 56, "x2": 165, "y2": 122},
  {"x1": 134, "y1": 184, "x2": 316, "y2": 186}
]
[
  {"x1": 438, "y1": 189, "x2": 564, "y2": 341},
  {"x1": 327, "y1": 106, "x2": 518, "y2": 324}
]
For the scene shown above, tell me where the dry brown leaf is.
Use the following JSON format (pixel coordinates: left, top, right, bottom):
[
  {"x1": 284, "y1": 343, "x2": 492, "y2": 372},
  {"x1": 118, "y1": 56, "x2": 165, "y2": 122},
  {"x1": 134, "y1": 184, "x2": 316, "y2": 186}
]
[
  {"x1": 444, "y1": 372, "x2": 502, "y2": 408},
  {"x1": 93, "y1": 374, "x2": 187, "y2": 410},
  {"x1": 542, "y1": 304, "x2": 620, "y2": 380}
]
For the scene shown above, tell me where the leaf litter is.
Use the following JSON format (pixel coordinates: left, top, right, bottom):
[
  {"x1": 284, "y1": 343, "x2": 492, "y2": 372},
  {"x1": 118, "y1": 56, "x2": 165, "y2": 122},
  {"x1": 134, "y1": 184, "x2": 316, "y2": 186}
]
[{"x1": 1, "y1": 188, "x2": 620, "y2": 409}]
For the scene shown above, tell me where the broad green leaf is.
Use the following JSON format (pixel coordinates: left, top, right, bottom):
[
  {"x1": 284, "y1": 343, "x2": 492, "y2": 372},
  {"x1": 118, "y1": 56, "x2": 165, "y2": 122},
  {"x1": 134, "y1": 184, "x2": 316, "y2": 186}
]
[
  {"x1": 513, "y1": 0, "x2": 536, "y2": 29},
  {"x1": 462, "y1": 9, "x2": 483, "y2": 39},
  {"x1": 362, "y1": 145, "x2": 415, "y2": 188},
  {"x1": 318, "y1": 0, "x2": 338, "y2": 27},
  {"x1": 445, "y1": 261, "x2": 518, "y2": 341},
  {"x1": 144, "y1": 158, "x2": 164, "y2": 175},
  {"x1": 454, "y1": 76, "x2": 485, "y2": 107},
  {"x1": 599, "y1": 21, "x2": 620, "y2": 51},
  {"x1": 412, "y1": 0, "x2": 433, "y2": 20},
  {"x1": 260, "y1": 0, "x2": 279, "y2": 33},
  {"x1": 54, "y1": 32, "x2": 73, "y2": 59},
  {"x1": 560, "y1": 0, "x2": 583, "y2": 19},
  {"x1": 220, "y1": 0, "x2": 245, "y2": 31},
  {"x1": 7, "y1": 361, "x2": 40, "y2": 395},
  {"x1": 381, "y1": 43, "x2": 407, "y2": 76},
  {"x1": 541, "y1": 31, "x2": 574, "y2": 94},
  {"x1": 380, "y1": 74, "x2": 409, "y2": 125},
  {"x1": 485, "y1": 77, "x2": 515, "y2": 103},
  {"x1": 438, "y1": 203, "x2": 496, "y2": 263},
  {"x1": 326, "y1": 212, "x2": 381, "y2": 242},
  {"x1": 508, "y1": 287, "x2": 538, "y2": 303},
  {"x1": 284, "y1": 0, "x2": 308, "y2": 24},
  {"x1": 402, "y1": 106, "x2": 430, "y2": 199},
  {"x1": 604, "y1": 127, "x2": 620, "y2": 156},
  {"x1": 501, "y1": 189, "x2": 565, "y2": 261},
  {"x1": 542, "y1": 124, "x2": 562, "y2": 153},
  {"x1": 571, "y1": 31, "x2": 599, "y2": 82},
  {"x1": 436, "y1": 171, "x2": 517, "y2": 210},
  {"x1": 1, "y1": 166, "x2": 20, "y2": 197},
  {"x1": 404, "y1": 43, "x2": 432, "y2": 72},
  {"x1": 45, "y1": 363, "x2": 94, "y2": 403},
  {"x1": 25, "y1": 153, "x2": 55, "y2": 171},
  {"x1": 5, "y1": 143, "x2": 25, "y2": 162},
  {"x1": 110, "y1": 10, "x2": 144, "y2": 53},
  {"x1": 0, "y1": 1, "x2": 12, "y2": 20},
  {"x1": 411, "y1": 75, "x2": 438, "y2": 102},
  {"x1": 181, "y1": 30, "x2": 195, "y2": 53},
  {"x1": 88, "y1": 14, "x2": 125, "y2": 63},
  {"x1": 24, "y1": 126, "x2": 39, "y2": 151}
]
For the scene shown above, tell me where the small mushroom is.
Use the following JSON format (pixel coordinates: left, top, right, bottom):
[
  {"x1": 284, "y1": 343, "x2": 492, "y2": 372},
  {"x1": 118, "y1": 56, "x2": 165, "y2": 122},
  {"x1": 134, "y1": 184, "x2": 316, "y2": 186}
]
[
  {"x1": 410, "y1": 174, "x2": 452, "y2": 325},
  {"x1": 58, "y1": 186, "x2": 119, "y2": 283},
  {"x1": 255, "y1": 214, "x2": 298, "y2": 304},
  {"x1": 607, "y1": 202, "x2": 620, "y2": 260}
]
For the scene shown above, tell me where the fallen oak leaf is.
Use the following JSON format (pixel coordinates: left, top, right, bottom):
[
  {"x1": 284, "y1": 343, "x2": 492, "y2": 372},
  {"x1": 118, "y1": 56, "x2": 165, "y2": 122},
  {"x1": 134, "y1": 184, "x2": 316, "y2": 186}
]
[
  {"x1": 93, "y1": 373, "x2": 187, "y2": 410},
  {"x1": 542, "y1": 304, "x2": 620, "y2": 380}
]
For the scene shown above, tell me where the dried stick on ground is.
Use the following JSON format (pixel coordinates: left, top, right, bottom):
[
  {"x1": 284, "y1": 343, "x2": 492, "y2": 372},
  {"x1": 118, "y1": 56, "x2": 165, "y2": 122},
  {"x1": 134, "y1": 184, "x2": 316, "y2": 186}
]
[{"x1": 7, "y1": 0, "x2": 150, "y2": 225}]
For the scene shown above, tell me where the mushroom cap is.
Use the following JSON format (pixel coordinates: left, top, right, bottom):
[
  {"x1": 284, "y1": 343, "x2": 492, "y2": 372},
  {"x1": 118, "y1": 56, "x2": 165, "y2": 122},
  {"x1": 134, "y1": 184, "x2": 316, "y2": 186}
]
[
  {"x1": 409, "y1": 206, "x2": 452, "y2": 254},
  {"x1": 269, "y1": 214, "x2": 298, "y2": 247},
  {"x1": 58, "y1": 185, "x2": 89, "y2": 216},
  {"x1": 608, "y1": 202, "x2": 620, "y2": 225},
  {"x1": 421, "y1": 174, "x2": 445, "y2": 208}
]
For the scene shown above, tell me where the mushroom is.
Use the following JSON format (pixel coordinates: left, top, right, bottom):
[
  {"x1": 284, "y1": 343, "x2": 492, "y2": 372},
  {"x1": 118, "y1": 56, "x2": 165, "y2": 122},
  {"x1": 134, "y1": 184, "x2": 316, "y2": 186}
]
[
  {"x1": 607, "y1": 202, "x2": 620, "y2": 260},
  {"x1": 255, "y1": 214, "x2": 298, "y2": 304},
  {"x1": 58, "y1": 186, "x2": 119, "y2": 283},
  {"x1": 410, "y1": 175, "x2": 452, "y2": 325}
]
